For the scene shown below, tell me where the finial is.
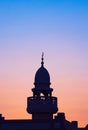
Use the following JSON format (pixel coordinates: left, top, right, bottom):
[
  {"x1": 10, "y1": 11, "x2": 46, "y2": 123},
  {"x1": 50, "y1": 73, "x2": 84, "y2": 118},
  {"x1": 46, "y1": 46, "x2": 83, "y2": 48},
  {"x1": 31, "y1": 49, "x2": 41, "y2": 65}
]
[{"x1": 41, "y1": 52, "x2": 44, "y2": 67}]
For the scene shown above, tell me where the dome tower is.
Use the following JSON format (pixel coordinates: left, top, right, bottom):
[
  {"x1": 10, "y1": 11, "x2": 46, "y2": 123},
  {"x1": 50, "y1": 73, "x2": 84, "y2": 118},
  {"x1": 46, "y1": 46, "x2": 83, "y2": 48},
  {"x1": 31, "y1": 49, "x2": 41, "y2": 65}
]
[{"x1": 27, "y1": 53, "x2": 58, "y2": 120}]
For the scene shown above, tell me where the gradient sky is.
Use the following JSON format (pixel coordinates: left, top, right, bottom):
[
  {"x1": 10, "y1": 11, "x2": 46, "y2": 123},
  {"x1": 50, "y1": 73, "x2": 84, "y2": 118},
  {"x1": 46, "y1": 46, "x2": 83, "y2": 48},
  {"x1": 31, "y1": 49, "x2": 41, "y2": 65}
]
[{"x1": 0, "y1": 0, "x2": 88, "y2": 127}]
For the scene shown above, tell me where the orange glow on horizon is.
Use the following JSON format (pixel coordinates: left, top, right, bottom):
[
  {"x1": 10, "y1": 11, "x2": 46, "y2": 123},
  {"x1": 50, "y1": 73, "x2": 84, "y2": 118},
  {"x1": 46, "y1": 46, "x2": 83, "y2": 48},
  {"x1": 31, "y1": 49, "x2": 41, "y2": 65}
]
[{"x1": 0, "y1": 74, "x2": 88, "y2": 127}]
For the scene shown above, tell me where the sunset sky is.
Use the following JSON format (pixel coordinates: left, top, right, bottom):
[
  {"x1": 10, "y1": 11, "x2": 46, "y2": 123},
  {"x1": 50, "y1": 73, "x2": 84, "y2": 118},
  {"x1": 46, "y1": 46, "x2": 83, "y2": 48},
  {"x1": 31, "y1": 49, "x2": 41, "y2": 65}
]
[{"x1": 0, "y1": 0, "x2": 88, "y2": 127}]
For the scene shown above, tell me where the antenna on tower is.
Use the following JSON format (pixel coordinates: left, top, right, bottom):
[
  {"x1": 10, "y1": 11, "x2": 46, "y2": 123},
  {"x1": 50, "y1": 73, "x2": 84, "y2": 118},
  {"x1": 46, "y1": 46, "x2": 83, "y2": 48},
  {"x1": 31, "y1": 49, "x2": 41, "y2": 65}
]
[{"x1": 41, "y1": 52, "x2": 44, "y2": 67}]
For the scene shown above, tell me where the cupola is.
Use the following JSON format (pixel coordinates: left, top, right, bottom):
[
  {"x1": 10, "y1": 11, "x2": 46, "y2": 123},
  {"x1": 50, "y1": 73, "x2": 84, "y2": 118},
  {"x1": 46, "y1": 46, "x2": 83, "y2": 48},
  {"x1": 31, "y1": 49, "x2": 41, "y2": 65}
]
[{"x1": 34, "y1": 53, "x2": 51, "y2": 88}]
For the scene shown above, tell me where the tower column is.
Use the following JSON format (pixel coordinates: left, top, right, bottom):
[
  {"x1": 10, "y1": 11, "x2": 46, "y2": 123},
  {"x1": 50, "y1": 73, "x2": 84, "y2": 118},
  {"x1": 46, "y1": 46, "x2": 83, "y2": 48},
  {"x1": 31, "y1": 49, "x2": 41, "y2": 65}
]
[{"x1": 27, "y1": 54, "x2": 58, "y2": 120}]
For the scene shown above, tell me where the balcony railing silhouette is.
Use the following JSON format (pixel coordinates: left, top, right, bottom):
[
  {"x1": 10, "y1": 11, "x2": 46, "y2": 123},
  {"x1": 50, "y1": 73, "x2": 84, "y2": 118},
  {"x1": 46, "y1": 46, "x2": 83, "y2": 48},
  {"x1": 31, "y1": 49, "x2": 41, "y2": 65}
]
[{"x1": 27, "y1": 96, "x2": 58, "y2": 113}]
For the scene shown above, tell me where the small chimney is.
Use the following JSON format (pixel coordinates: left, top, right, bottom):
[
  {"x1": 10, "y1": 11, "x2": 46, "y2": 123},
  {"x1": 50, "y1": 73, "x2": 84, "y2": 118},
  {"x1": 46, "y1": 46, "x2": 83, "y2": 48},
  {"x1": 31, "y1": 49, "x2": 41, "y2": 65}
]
[{"x1": 72, "y1": 121, "x2": 78, "y2": 128}]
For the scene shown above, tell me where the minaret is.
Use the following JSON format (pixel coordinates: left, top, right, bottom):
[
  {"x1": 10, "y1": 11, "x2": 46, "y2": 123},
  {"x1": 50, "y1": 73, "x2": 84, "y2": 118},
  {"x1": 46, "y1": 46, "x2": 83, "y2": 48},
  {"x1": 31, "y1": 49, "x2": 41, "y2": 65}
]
[{"x1": 27, "y1": 54, "x2": 58, "y2": 120}]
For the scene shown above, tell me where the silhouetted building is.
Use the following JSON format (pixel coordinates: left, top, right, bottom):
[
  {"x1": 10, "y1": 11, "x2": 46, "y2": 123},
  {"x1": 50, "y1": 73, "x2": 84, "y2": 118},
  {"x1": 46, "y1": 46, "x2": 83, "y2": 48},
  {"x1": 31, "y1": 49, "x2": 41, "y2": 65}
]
[{"x1": 0, "y1": 54, "x2": 88, "y2": 130}]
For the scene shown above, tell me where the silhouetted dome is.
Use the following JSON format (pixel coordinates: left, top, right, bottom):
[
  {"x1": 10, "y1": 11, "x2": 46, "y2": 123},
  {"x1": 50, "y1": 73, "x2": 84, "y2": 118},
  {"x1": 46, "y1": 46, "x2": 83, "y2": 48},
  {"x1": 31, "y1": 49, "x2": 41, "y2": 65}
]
[{"x1": 34, "y1": 66, "x2": 51, "y2": 88}]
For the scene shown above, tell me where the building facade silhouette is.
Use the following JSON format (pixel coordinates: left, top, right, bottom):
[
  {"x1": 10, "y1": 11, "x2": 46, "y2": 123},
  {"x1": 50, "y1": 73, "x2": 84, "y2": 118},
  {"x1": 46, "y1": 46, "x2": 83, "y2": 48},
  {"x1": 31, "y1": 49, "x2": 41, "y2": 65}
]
[{"x1": 0, "y1": 55, "x2": 88, "y2": 130}]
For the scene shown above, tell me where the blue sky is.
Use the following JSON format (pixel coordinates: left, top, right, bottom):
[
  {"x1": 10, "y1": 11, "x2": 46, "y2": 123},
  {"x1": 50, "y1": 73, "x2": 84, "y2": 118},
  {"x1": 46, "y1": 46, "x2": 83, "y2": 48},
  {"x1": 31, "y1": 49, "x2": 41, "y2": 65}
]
[{"x1": 0, "y1": 0, "x2": 88, "y2": 57}]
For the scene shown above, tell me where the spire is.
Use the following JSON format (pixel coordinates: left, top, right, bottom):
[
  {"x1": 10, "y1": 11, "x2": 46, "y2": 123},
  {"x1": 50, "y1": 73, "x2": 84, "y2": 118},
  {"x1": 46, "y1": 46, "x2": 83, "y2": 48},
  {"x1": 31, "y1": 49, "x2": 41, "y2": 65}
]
[{"x1": 41, "y1": 52, "x2": 44, "y2": 67}]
